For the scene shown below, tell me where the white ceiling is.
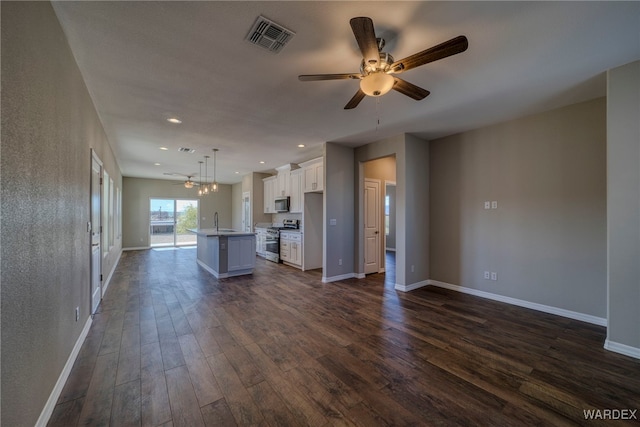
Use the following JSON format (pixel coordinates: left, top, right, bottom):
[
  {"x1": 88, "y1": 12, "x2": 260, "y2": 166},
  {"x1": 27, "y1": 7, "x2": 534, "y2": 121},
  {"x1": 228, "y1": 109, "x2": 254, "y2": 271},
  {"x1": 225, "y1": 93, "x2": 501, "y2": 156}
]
[{"x1": 51, "y1": 1, "x2": 640, "y2": 184}]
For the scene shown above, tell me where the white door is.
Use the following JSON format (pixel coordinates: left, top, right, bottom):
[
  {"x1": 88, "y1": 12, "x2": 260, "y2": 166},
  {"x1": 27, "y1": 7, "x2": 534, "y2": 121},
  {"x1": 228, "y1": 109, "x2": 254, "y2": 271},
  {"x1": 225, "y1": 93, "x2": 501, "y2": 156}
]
[
  {"x1": 90, "y1": 153, "x2": 102, "y2": 314},
  {"x1": 364, "y1": 178, "x2": 380, "y2": 274}
]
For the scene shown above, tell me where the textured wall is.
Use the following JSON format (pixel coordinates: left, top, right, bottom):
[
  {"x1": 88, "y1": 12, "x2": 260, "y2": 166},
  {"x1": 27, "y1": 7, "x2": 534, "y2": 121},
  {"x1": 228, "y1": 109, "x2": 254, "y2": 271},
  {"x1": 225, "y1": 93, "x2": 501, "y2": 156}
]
[
  {"x1": 122, "y1": 177, "x2": 232, "y2": 249},
  {"x1": 429, "y1": 98, "x2": 607, "y2": 317},
  {"x1": 1, "y1": 2, "x2": 122, "y2": 426}
]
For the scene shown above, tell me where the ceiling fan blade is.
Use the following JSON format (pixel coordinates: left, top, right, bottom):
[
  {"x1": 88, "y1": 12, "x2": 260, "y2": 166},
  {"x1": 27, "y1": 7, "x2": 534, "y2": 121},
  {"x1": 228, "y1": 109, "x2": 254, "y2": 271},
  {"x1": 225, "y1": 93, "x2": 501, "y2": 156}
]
[
  {"x1": 392, "y1": 78, "x2": 430, "y2": 100},
  {"x1": 391, "y1": 35, "x2": 468, "y2": 73},
  {"x1": 350, "y1": 17, "x2": 380, "y2": 67},
  {"x1": 344, "y1": 89, "x2": 366, "y2": 110},
  {"x1": 298, "y1": 73, "x2": 361, "y2": 81}
]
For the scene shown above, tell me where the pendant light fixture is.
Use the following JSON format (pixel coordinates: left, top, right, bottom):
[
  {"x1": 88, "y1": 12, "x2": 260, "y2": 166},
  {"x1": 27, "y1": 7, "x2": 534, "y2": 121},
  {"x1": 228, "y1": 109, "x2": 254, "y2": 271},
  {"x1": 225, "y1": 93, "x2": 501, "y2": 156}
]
[
  {"x1": 203, "y1": 155, "x2": 210, "y2": 195},
  {"x1": 197, "y1": 161, "x2": 204, "y2": 196},
  {"x1": 211, "y1": 148, "x2": 219, "y2": 193}
]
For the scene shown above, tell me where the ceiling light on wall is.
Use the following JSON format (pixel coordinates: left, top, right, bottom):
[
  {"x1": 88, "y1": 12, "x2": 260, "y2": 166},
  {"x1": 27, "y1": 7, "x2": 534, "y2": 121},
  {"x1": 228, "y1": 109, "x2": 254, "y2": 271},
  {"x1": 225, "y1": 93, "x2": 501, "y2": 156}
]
[
  {"x1": 297, "y1": 144, "x2": 305, "y2": 148},
  {"x1": 167, "y1": 117, "x2": 182, "y2": 124},
  {"x1": 260, "y1": 161, "x2": 265, "y2": 164},
  {"x1": 154, "y1": 163, "x2": 161, "y2": 166},
  {"x1": 360, "y1": 72, "x2": 395, "y2": 97},
  {"x1": 159, "y1": 147, "x2": 169, "y2": 151}
]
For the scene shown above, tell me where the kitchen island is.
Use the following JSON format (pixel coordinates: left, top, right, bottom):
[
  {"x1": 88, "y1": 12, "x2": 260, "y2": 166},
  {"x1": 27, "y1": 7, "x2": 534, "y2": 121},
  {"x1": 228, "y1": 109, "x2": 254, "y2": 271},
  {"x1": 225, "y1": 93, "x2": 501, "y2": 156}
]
[{"x1": 189, "y1": 229, "x2": 256, "y2": 279}]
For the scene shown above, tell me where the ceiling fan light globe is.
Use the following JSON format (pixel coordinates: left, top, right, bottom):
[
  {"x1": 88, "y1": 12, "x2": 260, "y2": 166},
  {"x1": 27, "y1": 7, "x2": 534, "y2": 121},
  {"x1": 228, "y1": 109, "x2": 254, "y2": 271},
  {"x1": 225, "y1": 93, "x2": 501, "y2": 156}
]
[
  {"x1": 184, "y1": 181, "x2": 194, "y2": 189},
  {"x1": 360, "y1": 72, "x2": 394, "y2": 97}
]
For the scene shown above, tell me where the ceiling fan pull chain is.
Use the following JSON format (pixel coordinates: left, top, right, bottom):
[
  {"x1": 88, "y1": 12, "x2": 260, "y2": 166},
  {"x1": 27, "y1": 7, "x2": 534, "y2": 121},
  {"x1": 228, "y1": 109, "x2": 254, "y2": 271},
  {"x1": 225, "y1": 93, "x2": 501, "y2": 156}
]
[{"x1": 376, "y1": 97, "x2": 381, "y2": 131}]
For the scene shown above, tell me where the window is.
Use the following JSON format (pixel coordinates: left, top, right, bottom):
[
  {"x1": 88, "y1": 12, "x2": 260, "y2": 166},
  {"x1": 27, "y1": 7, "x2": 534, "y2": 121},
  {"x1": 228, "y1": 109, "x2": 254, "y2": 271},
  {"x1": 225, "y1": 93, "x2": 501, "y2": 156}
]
[{"x1": 385, "y1": 194, "x2": 390, "y2": 235}]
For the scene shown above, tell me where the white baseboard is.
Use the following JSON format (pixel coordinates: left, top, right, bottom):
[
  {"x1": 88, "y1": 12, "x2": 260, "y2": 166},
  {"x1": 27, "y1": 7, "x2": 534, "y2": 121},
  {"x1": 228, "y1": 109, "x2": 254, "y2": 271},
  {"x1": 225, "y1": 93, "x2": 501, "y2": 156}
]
[
  {"x1": 604, "y1": 339, "x2": 640, "y2": 360},
  {"x1": 122, "y1": 246, "x2": 150, "y2": 251},
  {"x1": 101, "y1": 249, "x2": 122, "y2": 297},
  {"x1": 427, "y1": 280, "x2": 607, "y2": 326},
  {"x1": 395, "y1": 280, "x2": 429, "y2": 292},
  {"x1": 36, "y1": 315, "x2": 93, "y2": 427},
  {"x1": 355, "y1": 273, "x2": 366, "y2": 279},
  {"x1": 322, "y1": 273, "x2": 356, "y2": 283}
]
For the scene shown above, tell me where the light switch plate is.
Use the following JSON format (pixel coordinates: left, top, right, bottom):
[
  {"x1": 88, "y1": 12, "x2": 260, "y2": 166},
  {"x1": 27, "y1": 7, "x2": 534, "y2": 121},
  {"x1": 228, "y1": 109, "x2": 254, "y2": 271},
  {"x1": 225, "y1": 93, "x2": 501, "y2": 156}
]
[
  {"x1": 484, "y1": 201, "x2": 491, "y2": 210},
  {"x1": 491, "y1": 201, "x2": 498, "y2": 209}
]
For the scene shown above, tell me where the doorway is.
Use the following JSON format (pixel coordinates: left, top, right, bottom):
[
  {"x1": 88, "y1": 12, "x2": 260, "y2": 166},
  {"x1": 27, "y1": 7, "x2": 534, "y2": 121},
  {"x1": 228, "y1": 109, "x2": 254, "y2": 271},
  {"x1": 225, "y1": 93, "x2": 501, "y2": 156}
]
[
  {"x1": 90, "y1": 150, "x2": 102, "y2": 315},
  {"x1": 149, "y1": 198, "x2": 199, "y2": 247},
  {"x1": 361, "y1": 155, "x2": 397, "y2": 283},
  {"x1": 242, "y1": 191, "x2": 251, "y2": 232}
]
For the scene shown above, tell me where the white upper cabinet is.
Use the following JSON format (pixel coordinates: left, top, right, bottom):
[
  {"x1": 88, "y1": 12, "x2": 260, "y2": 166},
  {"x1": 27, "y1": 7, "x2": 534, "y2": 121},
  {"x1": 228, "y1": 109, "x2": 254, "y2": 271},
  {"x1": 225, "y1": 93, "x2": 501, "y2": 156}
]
[
  {"x1": 301, "y1": 157, "x2": 324, "y2": 193},
  {"x1": 263, "y1": 176, "x2": 276, "y2": 213},
  {"x1": 289, "y1": 169, "x2": 303, "y2": 213},
  {"x1": 275, "y1": 163, "x2": 299, "y2": 198}
]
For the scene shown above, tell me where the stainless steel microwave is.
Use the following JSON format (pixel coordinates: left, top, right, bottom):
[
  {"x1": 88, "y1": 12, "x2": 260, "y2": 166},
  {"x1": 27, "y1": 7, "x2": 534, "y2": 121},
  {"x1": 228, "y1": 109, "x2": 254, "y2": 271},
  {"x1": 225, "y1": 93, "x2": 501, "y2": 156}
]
[{"x1": 274, "y1": 196, "x2": 290, "y2": 213}]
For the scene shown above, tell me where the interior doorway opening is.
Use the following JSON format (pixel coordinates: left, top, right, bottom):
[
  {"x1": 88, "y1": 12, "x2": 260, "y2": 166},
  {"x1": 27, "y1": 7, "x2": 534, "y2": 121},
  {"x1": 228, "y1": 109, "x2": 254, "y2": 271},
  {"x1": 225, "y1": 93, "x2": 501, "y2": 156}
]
[
  {"x1": 150, "y1": 198, "x2": 199, "y2": 247},
  {"x1": 362, "y1": 155, "x2": 396, "y2": 286}
]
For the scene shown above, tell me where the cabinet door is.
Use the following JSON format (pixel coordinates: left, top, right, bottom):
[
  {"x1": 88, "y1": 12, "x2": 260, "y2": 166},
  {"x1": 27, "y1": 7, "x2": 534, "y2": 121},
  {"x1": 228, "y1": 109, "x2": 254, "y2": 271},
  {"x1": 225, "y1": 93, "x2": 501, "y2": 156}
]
[
  {"x1": 290, "y1": 242, "x2": 301, "y2": 265},
  {"x1": 290, "y1": 171, "x2": 303, "y2": 213},
  {"x1": 315, "y1": 163, "x2": 324, "y2": 192},
  {"x1": 303, "y1": 165, "x2": 316, "y2": 193},
  {"x1": 277, "y1": 171, "x2": 290, "y2": 197},
  {"x1": 228, "y1": 237, "x2": 256, "y2": 271},
  {"x1": 264, "y1": 178, "x2": 275, "y2": 213}
]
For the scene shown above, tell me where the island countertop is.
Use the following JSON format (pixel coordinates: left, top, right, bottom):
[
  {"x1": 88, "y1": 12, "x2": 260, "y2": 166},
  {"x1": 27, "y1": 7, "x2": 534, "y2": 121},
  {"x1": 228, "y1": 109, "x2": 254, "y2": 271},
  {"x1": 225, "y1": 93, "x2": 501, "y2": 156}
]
[{"x1": 188, "y1": 228, "x2": 256, "y2": 237}]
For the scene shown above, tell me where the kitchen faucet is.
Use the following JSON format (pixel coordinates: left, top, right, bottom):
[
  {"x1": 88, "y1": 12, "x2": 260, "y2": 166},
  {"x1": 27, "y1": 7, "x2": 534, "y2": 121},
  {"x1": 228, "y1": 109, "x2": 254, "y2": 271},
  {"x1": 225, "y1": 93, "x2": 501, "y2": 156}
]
[{"x1": 214, "y1": 211, "x2": 219, "y2": 232}]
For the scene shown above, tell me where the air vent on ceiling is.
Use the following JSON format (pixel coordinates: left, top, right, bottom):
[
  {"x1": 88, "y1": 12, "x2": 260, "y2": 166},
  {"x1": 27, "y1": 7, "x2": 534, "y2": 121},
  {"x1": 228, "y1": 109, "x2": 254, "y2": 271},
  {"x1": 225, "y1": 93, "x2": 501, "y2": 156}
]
[
  {"x1": 178, "y1": 147, "x2": 195, "y2": 153},
  {"x1": 246, "y1": 15, "x2": 295, "y2": 53}
]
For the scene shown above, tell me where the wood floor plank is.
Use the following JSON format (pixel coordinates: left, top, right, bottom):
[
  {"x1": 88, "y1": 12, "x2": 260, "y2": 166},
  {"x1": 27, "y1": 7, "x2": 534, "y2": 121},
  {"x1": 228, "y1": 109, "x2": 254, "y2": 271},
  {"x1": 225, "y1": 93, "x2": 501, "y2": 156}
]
[
  {"x1": 111, "y1": 379, "x2": 141, "y2": 427},
  {"x1": 165, "y1": 365, "x2": 205, "y2": 427},
  {"x1": 140, "y1": 341, "x2": 172, "y2": 427},
  {"x1": 200, "y1": 398, "x2": 237, "y2": 427},
  {"x1": 247, "y1": 380, "x2": 303, "y2": 427},
  {"x1": 178, "y1": 334, "x2": 224, "y2": 407},
  {"x1": 77, "y1": 352, "x2": 118, "y2": 426},
  {"x1": 206, "y1": 352, "x2": 265, "y2": 426}
]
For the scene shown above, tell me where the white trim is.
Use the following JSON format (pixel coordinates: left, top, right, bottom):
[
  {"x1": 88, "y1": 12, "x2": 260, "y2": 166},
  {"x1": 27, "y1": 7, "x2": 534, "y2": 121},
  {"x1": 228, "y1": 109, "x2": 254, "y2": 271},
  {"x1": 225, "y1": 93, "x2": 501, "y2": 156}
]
[
  {"x1": 379, "y1": 268, "x2": 385, "y2": 273},
  {"x1": 322, "y1": 272, "x2": 356, "y2": 283},
  {"x1": 395, "y1": 280, "x2": 429, "y2": 292},
  {"x1": 355, "y1": 273, "x2": 366, "y2": 279},
  {"x1": 123, "y1": 246, "x2": 151, "y2": 251},
  {"x1": 604, "y1": 339, "x2": 640, "y2": 360},
  {"x1": 101, "y1": 249, "x2": 122, "y2": 297},
  {"x1": 36, "y1": 316, "x2": 93, "y2": 427},
  {"x1": 427, "y1": 280, "x2": 607, "y2": 326}
]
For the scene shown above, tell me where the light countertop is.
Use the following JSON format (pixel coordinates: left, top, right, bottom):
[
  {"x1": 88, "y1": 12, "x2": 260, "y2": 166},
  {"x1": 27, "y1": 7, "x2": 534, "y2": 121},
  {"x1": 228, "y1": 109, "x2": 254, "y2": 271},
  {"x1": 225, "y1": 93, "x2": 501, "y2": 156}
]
[{"x1": 188, "y1": 228, "x2": 256, "y2": 237}]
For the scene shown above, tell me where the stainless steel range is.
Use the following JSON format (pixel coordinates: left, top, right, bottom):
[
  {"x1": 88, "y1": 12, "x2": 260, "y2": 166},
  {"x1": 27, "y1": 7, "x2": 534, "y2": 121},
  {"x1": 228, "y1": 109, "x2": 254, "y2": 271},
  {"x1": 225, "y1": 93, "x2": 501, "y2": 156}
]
[{"x1": 265, "y1": 219, "x2": 299, "y2": 263}]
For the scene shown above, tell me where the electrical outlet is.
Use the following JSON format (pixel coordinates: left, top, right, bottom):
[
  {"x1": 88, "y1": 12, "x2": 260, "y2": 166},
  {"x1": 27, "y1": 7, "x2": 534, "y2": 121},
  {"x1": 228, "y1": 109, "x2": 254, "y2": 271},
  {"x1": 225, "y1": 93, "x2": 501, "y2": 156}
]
[
  {"x1": 75, "y1": 307, "x2": 79, "y2": 322},
  {"x1": 338, "y1": 259, "x2": 342, "y2": 266},
  {"x1": 491, "y1": 201, "x2": 498, "y2": 209},
  {"x1": 484, "y1": 271, "x2": 490, "y2": 280},
  {"x1": 491, "y1": 272, "x2": 497, "y2": 281}
]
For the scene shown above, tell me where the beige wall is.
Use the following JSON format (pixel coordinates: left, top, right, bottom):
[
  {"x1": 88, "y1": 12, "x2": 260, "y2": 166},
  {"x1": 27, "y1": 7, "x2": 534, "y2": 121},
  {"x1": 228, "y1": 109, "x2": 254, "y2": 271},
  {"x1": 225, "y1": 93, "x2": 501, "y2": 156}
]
[
  {"x1": 122, "y1": 177, "x2": 232, "y2": 248},
  {"x1": 606, "y1": 60, "x2": 640, "y2": 353},
  {"x1": 231, "y1": 182, "x2": 242, "y2": 230},
  {"x1": 1, "y1": 2, "x2": 122, "y2": 425},
  {"x1": 429, "y1": 97, "x2": 607, "y2": 317}
]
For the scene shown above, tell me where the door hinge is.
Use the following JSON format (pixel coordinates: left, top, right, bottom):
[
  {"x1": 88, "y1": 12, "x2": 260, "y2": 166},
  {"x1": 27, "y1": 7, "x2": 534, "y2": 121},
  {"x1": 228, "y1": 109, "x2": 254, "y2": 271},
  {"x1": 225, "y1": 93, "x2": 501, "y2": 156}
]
[
  {"x1": 100, "y1": 177, "x2": 103, "y2": 185},
  {"x1": 100, "y1": 274, "x2": 103, "y2": 282}
]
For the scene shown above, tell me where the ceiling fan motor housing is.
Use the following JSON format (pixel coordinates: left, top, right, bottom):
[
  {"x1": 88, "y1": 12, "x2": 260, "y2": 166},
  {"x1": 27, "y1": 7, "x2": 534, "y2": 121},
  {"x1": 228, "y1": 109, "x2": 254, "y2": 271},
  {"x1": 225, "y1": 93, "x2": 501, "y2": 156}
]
[{"x1": 360, "y1": 51, "x2": 394, "y2": 75}]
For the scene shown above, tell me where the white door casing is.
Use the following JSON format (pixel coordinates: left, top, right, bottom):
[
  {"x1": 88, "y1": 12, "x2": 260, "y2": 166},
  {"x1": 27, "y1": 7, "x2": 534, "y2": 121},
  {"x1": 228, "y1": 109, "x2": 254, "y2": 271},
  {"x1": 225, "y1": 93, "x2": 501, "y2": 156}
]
[
  {"x1": 90, "y1": 152, "x2": 102, "y2": 314},
  {"x1": 364, "y1": 178, "x2": 380, "y2": 274}
]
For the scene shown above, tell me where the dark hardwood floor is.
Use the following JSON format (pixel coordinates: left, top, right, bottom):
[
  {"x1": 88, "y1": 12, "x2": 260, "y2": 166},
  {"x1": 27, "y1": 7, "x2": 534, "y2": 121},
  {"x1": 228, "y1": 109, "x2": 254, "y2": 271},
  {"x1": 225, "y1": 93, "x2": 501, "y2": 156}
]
[{"x1": 48, "y1": 248, "x2": 639, "y2": 426}]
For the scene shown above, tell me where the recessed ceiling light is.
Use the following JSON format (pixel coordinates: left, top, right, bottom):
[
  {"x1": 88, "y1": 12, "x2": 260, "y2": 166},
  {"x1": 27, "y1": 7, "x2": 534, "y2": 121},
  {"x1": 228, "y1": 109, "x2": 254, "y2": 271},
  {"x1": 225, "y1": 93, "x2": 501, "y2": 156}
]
[
  {"x1": 167, "y1": 117, "x2": 182, "y2": 124},
  {"x1": 259, "y1": 161, "x2": 265, "y2": 164},
  {"x1": 235, "y1": 171, "x2": 239, "y2": 174},
  {"x1": 297, "y1": 144, "x2": 305, "y2": 148},
  {"x1": 159, "y1": 147, "x2": 169, "y2": 151},
  {"x1": 154, "y1": 163, "x2": 161, "y2": 166}
]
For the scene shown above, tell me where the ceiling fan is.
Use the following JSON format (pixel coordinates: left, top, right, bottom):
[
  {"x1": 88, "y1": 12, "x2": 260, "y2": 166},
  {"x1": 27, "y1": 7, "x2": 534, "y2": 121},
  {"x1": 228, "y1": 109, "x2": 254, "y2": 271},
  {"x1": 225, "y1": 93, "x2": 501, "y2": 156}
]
[
  {"x1": 163, "y1": 172, "x2": 199, "y2": 189},
  {"x1": 298, "y1": 17, "x2": 468, "y2": 109}
]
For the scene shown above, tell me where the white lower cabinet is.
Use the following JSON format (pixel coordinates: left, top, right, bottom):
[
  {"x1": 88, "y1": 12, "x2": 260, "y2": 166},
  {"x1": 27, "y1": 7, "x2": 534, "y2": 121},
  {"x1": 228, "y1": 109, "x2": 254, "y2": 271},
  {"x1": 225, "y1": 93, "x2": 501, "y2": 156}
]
[{"x1": 280, "y1": 231, "x2": 302, "y2": 268}]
